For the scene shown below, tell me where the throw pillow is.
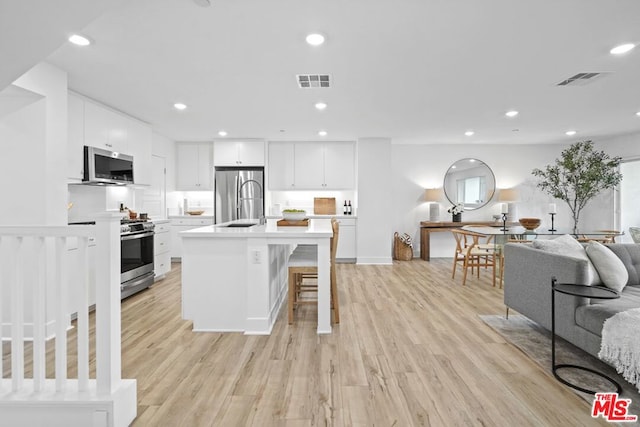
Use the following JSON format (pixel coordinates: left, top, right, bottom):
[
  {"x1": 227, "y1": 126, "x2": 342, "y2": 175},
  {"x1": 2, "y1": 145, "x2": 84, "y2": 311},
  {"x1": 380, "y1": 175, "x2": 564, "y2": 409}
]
[
  {"x1": 532, "y1": 234, "x2": 602, "y2": 285},
  {"x1": 585, "y1": 241, "x2": 629, "y2": 292}
]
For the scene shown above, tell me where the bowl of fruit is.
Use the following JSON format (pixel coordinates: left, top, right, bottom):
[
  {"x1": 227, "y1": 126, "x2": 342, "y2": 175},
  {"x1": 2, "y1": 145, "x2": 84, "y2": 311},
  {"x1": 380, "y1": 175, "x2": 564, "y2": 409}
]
[{"x1": 282, "y1": 209, "x2": 306, "y2": 221}]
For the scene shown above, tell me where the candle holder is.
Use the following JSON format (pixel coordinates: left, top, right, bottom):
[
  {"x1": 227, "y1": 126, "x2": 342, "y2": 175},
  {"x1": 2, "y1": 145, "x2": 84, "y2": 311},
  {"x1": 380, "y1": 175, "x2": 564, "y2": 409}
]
[
  {"x1": 549, "y1": 212, "x2": 557, "y2": 232},
  {"x1": 500, "y1": 213, "x2": 508, "y2": 232}
]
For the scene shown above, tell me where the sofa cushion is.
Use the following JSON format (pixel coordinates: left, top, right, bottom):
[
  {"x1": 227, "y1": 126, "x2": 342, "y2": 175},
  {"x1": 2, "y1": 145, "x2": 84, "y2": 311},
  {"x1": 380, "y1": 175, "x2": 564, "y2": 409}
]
[
  {"x1": 586, "y1": 241, "x2": 629, "y2": 292},
  {"x1": 605, "y1": 244, "x2": 640, "y2": 286},
  {"x1": 532, "y1": 234, "x2": 601, "y2": 285},
  {"x1": 575, "y1": 285, "x2": 640, "y2": 336}
]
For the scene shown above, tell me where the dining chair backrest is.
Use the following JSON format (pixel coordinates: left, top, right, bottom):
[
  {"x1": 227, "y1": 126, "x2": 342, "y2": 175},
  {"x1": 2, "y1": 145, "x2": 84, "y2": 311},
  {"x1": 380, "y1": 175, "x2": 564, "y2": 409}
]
[{"x1": 451, "y1": 229, "x2": 481, "y2": 253}]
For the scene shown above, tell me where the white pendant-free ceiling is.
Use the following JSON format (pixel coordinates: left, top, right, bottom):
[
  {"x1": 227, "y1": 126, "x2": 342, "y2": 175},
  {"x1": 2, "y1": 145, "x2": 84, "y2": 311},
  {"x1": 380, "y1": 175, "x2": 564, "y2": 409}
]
[{"x1": 33, "y1": 0, "x2": 640, "y2": 144}]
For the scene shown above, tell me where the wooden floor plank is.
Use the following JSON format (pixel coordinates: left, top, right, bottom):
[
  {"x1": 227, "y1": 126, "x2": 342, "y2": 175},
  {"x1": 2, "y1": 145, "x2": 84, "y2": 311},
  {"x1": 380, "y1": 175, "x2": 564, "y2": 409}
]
[{"x1": 3, "y1": 259, "x2": 611, "y2": 426}]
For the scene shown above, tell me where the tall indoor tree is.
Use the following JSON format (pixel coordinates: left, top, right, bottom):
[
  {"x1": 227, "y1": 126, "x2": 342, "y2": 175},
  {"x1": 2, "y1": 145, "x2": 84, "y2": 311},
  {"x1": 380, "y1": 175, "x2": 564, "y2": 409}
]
[{"x1": 532, "y1": 140, "x2": 622, "y2": 233}]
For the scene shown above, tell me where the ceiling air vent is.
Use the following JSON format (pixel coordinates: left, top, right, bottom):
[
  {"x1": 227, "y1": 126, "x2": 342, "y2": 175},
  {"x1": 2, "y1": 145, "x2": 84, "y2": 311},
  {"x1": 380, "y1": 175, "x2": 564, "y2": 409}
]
[
  {"x1": 296, "y1": 74, "x2": 331, "y2": 88},
  {"x1": 556, "y1": 72, "x2": 609, "y2": 86}
]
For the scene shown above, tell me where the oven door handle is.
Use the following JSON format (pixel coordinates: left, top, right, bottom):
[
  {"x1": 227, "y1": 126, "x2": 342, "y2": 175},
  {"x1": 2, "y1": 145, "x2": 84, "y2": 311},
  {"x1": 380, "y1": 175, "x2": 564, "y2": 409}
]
[{"x1": 121, "y1": 231, "x2": 154, "y2": 241}]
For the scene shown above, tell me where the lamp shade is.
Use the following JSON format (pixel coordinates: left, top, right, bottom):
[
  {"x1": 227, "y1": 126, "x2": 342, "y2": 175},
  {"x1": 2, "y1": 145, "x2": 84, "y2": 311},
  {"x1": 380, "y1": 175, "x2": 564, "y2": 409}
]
[
  {"x1": 498, "y1": 188, "x2": 519, "y2": 202},
  {"x1": 424, "y1": 188, "x2": 443, "y2": 202}
]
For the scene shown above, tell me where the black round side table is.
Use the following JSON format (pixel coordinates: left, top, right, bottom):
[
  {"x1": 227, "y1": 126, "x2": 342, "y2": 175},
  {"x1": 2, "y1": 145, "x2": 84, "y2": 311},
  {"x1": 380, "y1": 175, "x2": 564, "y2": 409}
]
[{"x1": 551, "y1": 278, "x2": 622, "y2": 395}]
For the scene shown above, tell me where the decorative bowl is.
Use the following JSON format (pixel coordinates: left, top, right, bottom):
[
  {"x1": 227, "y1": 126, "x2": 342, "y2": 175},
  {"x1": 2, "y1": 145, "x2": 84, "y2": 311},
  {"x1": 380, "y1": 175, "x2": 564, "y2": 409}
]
[
  {"x1": 187, "y1": 210, "x2": 205, "y2": 215},
  {"x1": 519, "y1": 217, "x2": 541, "y2": 230},
  {"x1": 282, "y1": 210, "x2": 306, "y2": 221}
]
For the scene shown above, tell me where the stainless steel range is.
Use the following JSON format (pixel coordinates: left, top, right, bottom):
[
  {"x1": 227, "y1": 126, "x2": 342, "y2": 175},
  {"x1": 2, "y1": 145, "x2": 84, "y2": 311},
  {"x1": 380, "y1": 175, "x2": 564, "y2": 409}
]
[{"x1": 120, "y1": 219, "x2": 155, "y2": 299}]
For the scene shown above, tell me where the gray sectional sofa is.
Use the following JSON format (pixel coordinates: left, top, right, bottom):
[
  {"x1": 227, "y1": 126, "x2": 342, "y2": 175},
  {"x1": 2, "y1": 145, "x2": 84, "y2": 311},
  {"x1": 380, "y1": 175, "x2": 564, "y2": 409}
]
[{"x1": 503, "y1": 243, "x2": 640, "y2": 358}]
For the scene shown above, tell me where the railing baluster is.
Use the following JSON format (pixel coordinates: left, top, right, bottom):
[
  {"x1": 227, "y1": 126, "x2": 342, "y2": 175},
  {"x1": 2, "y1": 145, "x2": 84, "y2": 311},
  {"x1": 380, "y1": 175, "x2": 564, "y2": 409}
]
[
  {"x1": 54, "y1": 236, "x2": 67, "y2": 392},
  {"x1": 11, "y1": 237, "x2": 24, "y2": 392},
  {"x1": 33, "y1": 236, "x2": 46, "y2": 392},
  {"x1": 77, "y1": 236, "x2": 90, "y2": 392}
]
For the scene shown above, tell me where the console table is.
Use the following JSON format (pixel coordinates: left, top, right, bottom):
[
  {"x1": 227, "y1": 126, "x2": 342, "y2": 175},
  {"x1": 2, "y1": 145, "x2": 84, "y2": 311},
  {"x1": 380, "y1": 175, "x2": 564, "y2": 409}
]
[{"x1": 419, "y1": 220, "x2": 511, "y2": 261}]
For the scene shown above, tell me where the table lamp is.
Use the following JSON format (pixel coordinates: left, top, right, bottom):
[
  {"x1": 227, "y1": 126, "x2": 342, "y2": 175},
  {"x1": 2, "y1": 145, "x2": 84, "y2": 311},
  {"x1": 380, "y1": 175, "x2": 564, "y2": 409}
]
[
  {"x1": 424, "y1": 188, "x2": 443, "y2": 222},
  {"x1": 498, "y1": 188, "x2": 519, "y2": 223}
]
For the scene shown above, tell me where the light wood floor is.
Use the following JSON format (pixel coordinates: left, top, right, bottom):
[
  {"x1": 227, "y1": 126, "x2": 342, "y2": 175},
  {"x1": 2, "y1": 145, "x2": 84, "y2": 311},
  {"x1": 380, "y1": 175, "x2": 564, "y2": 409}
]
[{"x1": 5, "y1": 259, "x2": 609, "y2": 426}]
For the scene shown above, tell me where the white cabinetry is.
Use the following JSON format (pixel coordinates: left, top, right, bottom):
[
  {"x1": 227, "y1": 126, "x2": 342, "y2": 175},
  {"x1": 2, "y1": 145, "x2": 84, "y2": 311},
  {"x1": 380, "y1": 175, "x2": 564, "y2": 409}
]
[
  {"x1": 268, "y1": 141, "x2": 355, "y2": 190},
  {"x1": 154, "y1": 221, "x2": 171, "y2": 279},
  {"x1": 268, "y1": 141, "x2": 295, "y2": 189},
  {"x1": 293, "y1": 143, "x2": 325, "y2": 188},
  {"x1": 176, "y1": 142, "x2": 213, "y2": 190},
  {"x1": 67, "y1": 93, "x2": 85, "y2": 180},
  {"x1": 335, "y1": 217, "x2": 357, "y2": 261},
  {"x1": 214, "y1": 140, "x2": 265, "y2": 166},
  {"x1": 84, "y1": 100, "x2": 129, "y2": 154},
  {"x1": 67, "y1": 93, "x2": 153, "y2": 185},
  {"x1": 170, "y1": 216, "x2": 214, "y2": 259},
  {"x1": 127, "y1": 118, "x2": 153, "y2": 186},
  {"x1": 323, "y1": 142, "x2": 355, "y2": 189}
]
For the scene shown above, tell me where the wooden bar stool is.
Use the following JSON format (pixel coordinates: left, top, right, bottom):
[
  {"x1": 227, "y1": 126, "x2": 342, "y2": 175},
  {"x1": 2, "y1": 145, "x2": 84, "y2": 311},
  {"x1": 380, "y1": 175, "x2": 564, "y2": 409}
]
[{"x1": 288, "y1": 218, "x2": 340, "y2": 324}]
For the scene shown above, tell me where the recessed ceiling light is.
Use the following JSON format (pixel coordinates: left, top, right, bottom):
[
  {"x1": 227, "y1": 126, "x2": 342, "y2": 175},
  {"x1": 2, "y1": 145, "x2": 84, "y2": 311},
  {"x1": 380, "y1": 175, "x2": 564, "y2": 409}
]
[
  {"x1": 173, "y1": 103, "x2": 187, "y2": 110},
  {"x1": 464, "y1": 130, "x2": 474, "y2": 136},
  {"x1": 610, "y1": 43, "x2": 635, "y2": 55},
  {"x1": 218, "y1": 130, "x2": 227, "y2": 137},
  {"x1": 636, "y1": 111, "x2": 640, "y2": 117},
  {"x1": 315, "y1": 102, "x2": 327, "y2": 110},
  {"x1": 318, "y1": 130, "x2": 327, "y2": 136},
  {"x1": 505, "y1": 110, "x2": 519, "y2": 118},
  {"x1": 565, "y1": 130, "x2": 577, "y2": 136},
  {"x1": 306, "y1": 33, "x2": 325, "y2": 46},
  {"x1": 69, "y1": 34, "x2": 91, "y2": 46}
]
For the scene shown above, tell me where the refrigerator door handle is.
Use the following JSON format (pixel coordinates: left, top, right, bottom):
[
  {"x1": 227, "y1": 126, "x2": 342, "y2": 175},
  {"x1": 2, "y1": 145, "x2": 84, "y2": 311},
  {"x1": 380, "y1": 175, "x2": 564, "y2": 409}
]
[{"x1": 236, "y1": 175, "x2": 241, "y2": 218}]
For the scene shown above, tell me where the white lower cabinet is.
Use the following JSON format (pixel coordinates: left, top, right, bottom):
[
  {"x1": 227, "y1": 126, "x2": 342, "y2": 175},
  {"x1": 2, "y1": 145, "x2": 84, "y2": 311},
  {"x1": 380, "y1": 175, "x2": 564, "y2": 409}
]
[
  {"x1": 154, "y1": 221, "x2": 171, "y2": 279},
  {"x1": 335, "y1": 218, "x2": 357, "y2": 261},
  {"x1": 170, "y1": 216, "x2": 214, "y2": 259}
]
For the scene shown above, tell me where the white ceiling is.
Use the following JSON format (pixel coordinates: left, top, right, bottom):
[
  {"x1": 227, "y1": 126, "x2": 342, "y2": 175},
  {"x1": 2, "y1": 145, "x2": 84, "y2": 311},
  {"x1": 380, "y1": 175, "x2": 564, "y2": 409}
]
[{"x1": 10, "y1": 0, "x2": 640, "y2": 144}]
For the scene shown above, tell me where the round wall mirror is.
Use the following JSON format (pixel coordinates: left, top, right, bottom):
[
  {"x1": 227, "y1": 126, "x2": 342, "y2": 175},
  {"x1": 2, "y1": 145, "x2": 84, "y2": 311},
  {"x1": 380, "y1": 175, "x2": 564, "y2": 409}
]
[{"x1": 443, "y1": 158, "x2": 496, "y2": 210}]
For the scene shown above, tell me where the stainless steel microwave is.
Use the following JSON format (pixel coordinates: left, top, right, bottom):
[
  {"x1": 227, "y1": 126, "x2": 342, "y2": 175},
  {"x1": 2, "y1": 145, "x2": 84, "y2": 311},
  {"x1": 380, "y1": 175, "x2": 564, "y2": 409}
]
[{"x1": 83, "y1": 146, "x2": 134, "y2": 185}]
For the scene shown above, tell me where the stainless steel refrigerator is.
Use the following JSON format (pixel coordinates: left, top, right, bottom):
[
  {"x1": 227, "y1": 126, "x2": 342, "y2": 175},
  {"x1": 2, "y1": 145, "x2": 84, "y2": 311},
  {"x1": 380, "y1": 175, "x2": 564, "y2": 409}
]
[{"x1": 214, "y1": 167, "x2": 264, "y2": 224}]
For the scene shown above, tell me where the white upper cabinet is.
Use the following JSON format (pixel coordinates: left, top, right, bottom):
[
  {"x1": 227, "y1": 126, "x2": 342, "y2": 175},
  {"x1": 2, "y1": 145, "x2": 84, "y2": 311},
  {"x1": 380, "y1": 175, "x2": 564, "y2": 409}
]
[
  {"x1": 67, "y1": 92, "x2": 85, "y2": 180},
  {"x1": 268, "y1": 141, "x2": 295, "y2": 189},
  {"x1": 323, "y1": 141, "x2": 355, "y2": 189},
  {"x1": 176, "y1": 142, "x2": 213, "y2": 190},
  {"x1": 84, "y1": 100, "x2": 129, "y2": 154},
  {"x1": 214, "y1": 140, "x2": 265, "y2": 166},
  {"x1": 293, "y1": 142, "x2": 325, "y2": 188},
  {"x1": 68, "y1": 93, "x2": 153, "y2": 185},
  {"x1": 268, "y1": 141, "x2": 355, "y2": 190},
  {"x1": 127, "y1": 118, "x2": 153, "y2": 186}
]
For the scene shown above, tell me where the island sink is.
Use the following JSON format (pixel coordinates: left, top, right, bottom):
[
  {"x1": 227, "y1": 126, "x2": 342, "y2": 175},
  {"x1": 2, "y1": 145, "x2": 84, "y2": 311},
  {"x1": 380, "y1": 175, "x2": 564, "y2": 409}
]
[{"x1": 224, "y1": 223, "x2": 257, "y2": 228}]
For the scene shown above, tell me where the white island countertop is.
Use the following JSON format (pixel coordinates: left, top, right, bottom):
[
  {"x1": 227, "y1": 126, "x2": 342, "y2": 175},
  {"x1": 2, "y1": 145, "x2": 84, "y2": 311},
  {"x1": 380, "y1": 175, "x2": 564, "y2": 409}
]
[
  {"x1": 180, "y1": 218, "x2": 334, "y2": 335},
  {"x1": 181, "y1": 219, "x2": 333, "y2": 238}
]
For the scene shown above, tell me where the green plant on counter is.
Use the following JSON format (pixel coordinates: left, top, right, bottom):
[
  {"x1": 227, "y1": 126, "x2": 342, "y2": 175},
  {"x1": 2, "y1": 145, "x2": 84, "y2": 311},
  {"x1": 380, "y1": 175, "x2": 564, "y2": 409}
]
[{"x1": 532, "y1": 140, "x2": 622, "y2": 233}]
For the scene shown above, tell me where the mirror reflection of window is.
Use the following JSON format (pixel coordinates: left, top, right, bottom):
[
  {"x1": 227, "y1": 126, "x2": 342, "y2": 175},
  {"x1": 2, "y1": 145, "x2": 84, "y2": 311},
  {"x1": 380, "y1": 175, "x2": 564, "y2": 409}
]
[
  {"x1": 443, "y1": 158, "x2": 495, "y2": 210},
  {"x1": 457, "y1": 176, "x2": 486, "y2": 206}
]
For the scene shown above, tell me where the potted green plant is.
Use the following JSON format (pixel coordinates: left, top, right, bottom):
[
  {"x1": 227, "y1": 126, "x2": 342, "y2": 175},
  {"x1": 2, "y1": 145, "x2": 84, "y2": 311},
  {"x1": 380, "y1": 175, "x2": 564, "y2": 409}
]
[{"x1": 532, "y1": 141, "x2": 622, "y2": 233}]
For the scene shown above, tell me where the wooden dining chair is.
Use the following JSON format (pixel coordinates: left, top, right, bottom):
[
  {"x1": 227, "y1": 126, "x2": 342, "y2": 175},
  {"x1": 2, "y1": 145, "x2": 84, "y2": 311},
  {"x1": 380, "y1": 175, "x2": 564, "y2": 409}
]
[
  {"x1": 451, "y1": 229, "x2": 497, "y2": 287},
  {"x1": 287, "y1": 218, "x2": 340, "y2": 324}
]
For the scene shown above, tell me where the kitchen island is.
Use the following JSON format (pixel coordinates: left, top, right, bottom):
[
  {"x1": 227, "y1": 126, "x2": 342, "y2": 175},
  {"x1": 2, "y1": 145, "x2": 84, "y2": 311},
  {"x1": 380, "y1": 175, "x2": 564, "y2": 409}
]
[{"x1": 180, "y1": 219, "x2": 333, "y2": 334}]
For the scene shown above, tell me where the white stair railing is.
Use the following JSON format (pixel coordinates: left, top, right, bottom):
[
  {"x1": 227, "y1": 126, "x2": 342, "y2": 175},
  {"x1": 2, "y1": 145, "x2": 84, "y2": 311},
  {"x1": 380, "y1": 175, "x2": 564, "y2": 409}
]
[{"x1": 0, "y1": 214, "x2": 135, "y2": 427}]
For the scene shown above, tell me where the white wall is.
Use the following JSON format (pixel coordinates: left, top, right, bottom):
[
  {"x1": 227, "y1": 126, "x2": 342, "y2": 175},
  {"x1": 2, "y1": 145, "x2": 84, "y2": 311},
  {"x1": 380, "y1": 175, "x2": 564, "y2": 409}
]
[
  {"x1": 391, "y1": 137, "x2": 640, "y2": 258},
  {"x1": 356, "y1": 138, "x2": 393, "y2": 264},
  {"x1": 2, "y1": 63, "x2": 68, "y2": 225}
]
